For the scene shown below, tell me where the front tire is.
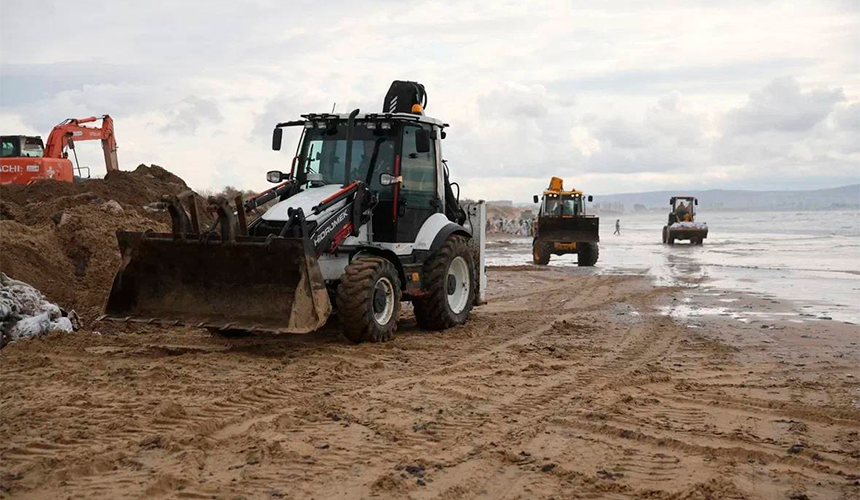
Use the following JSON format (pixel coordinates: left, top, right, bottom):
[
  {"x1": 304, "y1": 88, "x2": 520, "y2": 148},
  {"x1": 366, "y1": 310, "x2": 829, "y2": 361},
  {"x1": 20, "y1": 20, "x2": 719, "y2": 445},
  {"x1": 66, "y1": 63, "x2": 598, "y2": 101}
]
[
  {"x1": 413, "y1": 236, "x2": 476, "y2": 330},
  {"x1": 662, "y1": 226, "x2": 668, "y2": 244},
  {"x1": 577, "y1": 242, "x2": 599, "y2": 266},
  {"x1": 533, "y1": 242, "x2": 551, "y2": 265},
  {"x1": 337, "y1": 257, "x2": 401, "y2": 343}
]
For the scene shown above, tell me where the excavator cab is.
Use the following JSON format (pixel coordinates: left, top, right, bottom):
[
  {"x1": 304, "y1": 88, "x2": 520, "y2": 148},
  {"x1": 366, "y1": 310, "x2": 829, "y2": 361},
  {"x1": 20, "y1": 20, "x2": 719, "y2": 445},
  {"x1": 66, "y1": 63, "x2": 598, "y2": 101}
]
[
  {"x1": 0, "y1": 136, "x2": 44, "y2": 158},
  {"x1": 0, "y1": 135, "x2": 72, "y2": 184}
]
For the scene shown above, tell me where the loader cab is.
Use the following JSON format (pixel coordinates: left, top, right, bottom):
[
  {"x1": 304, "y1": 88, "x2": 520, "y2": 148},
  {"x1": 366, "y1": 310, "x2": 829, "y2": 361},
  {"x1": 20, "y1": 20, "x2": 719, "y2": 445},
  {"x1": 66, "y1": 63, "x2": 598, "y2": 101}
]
[
  {"x1": 282, "y1": 114, "x2": 445, "y2": 243},
  {"x1": 669, "y1": 196, "x2": 697, "y2": 224},
  {"x1": 537, "y1": 191, "x2": 591, "y2": 218}
]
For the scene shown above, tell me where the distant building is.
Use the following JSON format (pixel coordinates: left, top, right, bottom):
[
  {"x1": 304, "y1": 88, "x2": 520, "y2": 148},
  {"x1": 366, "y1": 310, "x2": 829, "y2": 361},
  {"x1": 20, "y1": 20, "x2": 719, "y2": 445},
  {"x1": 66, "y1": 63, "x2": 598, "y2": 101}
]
[
  {"x1": 592, "y1": 201, "x2": 624, "y2": 214},
  {"x1": 488, "y1": 200, "x2": 513, "y2": 207}
]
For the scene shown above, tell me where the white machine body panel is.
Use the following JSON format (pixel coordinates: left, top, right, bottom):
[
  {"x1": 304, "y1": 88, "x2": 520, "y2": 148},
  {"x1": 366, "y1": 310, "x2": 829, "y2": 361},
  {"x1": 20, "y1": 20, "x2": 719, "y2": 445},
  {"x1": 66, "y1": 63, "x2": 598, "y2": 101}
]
[{"x1": 262, "y1": 185, "x2": 344, "y2": 223}]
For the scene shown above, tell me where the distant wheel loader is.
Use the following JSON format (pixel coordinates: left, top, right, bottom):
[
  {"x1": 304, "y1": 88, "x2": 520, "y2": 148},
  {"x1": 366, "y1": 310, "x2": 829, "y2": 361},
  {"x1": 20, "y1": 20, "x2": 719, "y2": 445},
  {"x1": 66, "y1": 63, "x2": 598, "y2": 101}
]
[
  {"x1": 662, "y1": 196, "x2": 708, "y2": 245},
  {"x1": 531, "y1": 177, "x2": 599, "y2": 266},
  {"x1": 100, "y1": 81, "x2": 487, "y2": 343}
]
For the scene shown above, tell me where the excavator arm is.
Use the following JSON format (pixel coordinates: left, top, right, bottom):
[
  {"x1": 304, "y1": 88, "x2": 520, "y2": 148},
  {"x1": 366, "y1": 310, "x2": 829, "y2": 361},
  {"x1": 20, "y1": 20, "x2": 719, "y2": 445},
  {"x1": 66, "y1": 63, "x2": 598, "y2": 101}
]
[{"x1": 44, "y1": 115, "x2": 119, "y2": 172}]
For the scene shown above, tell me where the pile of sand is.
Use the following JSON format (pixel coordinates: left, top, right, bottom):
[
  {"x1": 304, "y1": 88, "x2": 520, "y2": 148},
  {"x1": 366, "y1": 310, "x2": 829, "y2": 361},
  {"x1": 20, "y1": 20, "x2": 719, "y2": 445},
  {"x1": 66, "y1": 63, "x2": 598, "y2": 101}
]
[{"x1": 0, "y1": 165, "x2": 200, "y2": 322}]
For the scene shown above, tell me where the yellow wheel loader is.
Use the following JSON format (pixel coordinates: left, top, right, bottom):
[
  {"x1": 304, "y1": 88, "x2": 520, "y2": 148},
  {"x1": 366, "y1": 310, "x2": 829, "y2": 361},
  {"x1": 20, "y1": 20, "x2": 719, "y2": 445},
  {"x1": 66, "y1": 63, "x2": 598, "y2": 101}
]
[
  {"x1": 662, "y1": 196, "x2": 708, "y2": 245},
  {"x1": 532, "y1": 177, "x2": 599, "y2": 266}
]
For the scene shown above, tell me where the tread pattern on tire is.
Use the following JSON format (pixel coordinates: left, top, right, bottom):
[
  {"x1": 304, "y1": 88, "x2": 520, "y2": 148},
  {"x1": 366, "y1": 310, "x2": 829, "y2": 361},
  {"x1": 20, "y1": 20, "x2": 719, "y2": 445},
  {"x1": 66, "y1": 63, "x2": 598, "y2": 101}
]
[
  {"x1": 336, "y1": 256, "x2": 401, "y2": 343},
  {"x1": 533, "y1": 242, "x2": 550, "y2": 265},
  {"x1": 577, "y1": 242, "x2": 599, "y2": 267},
  {"x1": 413, "y1": 236, "x2": 475, "y2": 331}
]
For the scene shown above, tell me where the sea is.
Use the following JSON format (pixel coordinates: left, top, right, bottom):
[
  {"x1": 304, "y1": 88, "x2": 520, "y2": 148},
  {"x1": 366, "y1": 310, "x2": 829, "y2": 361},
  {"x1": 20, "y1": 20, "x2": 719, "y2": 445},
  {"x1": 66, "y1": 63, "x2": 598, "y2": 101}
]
[{"x1": 484, "y1": 211, "x2": 860, "y2": 323}]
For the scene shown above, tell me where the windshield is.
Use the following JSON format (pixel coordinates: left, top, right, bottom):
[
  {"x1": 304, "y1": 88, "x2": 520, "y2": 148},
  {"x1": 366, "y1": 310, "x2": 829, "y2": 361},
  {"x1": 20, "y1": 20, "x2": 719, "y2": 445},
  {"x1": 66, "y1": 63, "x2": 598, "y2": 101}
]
[
  {"x1": 544, "y1": 194, "x2": 581, "y2": 216},
  {"x1": 673, "y1": 199, "x2": 694, "y2": 213},
  {"x1": 299, "y1": 123, "x2": 396, "y2": 189}
]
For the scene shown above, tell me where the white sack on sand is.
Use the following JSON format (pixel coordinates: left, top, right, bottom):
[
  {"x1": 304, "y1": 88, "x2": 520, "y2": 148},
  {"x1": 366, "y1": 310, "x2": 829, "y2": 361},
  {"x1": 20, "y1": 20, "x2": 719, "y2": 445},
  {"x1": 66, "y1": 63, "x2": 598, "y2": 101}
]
[
  {"x1": 0, "y1": 273, "x2": 80, "y2": 346},
  {"x1": 670, "y1": 221, "x2": 708, "y2": 230}
]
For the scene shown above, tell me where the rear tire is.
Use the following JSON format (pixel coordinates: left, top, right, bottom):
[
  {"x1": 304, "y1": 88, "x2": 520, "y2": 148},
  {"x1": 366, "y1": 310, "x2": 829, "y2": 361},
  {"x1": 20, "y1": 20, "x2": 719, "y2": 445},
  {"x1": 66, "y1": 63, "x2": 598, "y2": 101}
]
[
  {"x1": 533, "y1": 242, "x2": 550, "y2": 265},
  {"x1": 413, "y1": 236, "x2": 476, "y2": 330},
  {"x1": 337, "y1": 257, "x2": 401, "y2": 343},
  {"x1": 577, "y1": 242, "x2": 599, "y2": 266}
]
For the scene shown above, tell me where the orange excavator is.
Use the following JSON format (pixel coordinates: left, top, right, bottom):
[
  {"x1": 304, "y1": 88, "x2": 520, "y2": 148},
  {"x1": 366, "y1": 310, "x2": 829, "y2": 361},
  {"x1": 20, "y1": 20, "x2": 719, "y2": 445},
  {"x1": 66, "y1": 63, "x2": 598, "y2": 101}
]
[{"x1": 0, "y1": 115, "x2": 118, "y2": 184}]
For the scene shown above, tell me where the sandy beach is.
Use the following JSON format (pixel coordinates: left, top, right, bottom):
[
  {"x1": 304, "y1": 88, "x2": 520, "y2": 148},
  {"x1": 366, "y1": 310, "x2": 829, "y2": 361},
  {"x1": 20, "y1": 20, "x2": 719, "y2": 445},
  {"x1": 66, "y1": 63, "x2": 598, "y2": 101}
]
[
  {"x1": 2, "y1": 263, "x2": 858, "y2": 499},
  {"x1": 2, "y1": 2, "x2": 859, "y2": 497}
]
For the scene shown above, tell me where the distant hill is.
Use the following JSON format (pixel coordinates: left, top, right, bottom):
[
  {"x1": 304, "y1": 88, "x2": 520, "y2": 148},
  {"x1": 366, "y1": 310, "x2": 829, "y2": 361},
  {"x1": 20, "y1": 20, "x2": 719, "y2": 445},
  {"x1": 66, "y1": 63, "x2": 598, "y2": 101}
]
[{"x1": 591, "y1": 185, "x2": 860, "y2": 212}]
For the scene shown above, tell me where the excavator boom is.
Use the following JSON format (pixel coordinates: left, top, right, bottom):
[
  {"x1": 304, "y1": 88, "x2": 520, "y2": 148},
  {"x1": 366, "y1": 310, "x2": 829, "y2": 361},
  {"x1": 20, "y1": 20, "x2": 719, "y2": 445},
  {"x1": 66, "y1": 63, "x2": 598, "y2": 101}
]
[{"x1": 44, "y1": 115, "x2": 119, "y2": 172}]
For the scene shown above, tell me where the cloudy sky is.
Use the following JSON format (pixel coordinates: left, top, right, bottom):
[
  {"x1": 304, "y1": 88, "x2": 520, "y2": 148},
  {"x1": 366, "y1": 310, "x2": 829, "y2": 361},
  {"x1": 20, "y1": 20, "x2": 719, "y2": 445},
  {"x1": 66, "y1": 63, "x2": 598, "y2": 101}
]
[{"x1": 1, "y1": 0, "x2": 857, "y2": 201}]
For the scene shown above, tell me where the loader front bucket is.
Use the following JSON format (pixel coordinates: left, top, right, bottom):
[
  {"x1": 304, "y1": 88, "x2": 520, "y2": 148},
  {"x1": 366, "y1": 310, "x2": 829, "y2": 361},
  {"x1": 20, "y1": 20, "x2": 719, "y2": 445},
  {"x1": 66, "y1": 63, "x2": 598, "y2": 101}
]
[
  {"x1": 535, "y1": 216, "x2": 600, "y2": 244},
  {"x1": 101, "y1": 231, "x2": 332, "y2": 333}
]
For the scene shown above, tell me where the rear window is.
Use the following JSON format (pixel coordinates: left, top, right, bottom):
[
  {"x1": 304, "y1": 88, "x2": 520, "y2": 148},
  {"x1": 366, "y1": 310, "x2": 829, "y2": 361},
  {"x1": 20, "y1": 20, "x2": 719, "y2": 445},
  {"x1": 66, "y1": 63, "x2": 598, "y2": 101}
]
[{"x1": 21, "y1": 137, "x2": 44, "y2": 158}]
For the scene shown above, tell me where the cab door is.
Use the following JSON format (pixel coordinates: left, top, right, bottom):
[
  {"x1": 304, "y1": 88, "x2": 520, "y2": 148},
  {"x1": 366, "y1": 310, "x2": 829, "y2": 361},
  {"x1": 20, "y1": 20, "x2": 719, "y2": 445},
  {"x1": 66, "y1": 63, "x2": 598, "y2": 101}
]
[{"x1": 394, "y1": 124, "x2": 439, "y2": 243}]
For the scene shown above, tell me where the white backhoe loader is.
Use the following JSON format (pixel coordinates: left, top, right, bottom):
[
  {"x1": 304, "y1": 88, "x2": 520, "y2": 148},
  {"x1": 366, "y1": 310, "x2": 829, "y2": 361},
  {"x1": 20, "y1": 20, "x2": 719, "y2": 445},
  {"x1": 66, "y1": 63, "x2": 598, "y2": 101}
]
[{"x1": 101, "y1": 81, "x2": 486, "y2": 343}]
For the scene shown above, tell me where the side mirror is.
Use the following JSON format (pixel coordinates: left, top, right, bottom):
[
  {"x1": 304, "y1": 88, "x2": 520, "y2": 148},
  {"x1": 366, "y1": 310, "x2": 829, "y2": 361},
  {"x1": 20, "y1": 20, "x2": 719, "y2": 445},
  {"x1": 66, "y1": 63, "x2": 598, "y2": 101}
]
[
  {"x1": 415, "y1": 128, "x2": 430, "y2": 153},
  {"x1": 379, "y1": 173, "x2": 402, "y2": 186},
  {"x1": 670, "y1": 199, "x2": 674, "y2": 205},
  {"x1": 587, "y1": 195, "x2": 593, "y2": 202},
  {"x1": 533, "y1": 195, "x2": 539, "y2": 204},
  {"x1": 272, "y1": 127, "x2": 283, "y2": 151},
  {"x1": 266, "y1": 170, "x2": 286, "y2": 183},
  {"x1": 440, "y1": 130, "x2": 447, "y2": 140},
  {"x1": 694, "y1": 199, "x2": 698, "y2": 205}
]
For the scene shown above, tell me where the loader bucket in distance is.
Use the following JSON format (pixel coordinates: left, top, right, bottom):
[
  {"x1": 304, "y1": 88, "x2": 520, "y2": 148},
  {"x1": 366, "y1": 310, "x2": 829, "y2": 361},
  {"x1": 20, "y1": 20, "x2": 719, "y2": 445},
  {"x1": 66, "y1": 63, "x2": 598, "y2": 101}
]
[{"x1": 102, "y1": 231, "x2": 332, "y2": 333}]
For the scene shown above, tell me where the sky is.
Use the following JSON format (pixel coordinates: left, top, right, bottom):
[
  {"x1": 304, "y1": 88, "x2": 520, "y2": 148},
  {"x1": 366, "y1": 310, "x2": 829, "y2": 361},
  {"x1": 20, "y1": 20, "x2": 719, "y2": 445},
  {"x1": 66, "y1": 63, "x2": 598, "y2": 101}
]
[{"x1": 1, "y1": 0, "x2": 858, "y2": 202}]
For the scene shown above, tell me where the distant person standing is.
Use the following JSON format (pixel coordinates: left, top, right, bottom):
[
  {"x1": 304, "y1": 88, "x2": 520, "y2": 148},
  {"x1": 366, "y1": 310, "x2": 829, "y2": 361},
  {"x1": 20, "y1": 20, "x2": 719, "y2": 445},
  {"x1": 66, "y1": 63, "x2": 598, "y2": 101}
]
[{"x1": 614, "y1": 219, "x2": 621, "y2": 235}]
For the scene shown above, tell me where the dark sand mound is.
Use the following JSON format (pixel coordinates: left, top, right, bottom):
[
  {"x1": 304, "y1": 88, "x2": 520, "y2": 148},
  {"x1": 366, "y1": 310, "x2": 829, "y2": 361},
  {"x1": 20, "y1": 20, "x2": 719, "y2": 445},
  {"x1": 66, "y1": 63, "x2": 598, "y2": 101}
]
[{"x1": 0, "y1": 165, "x2": 197, "y2": 321}]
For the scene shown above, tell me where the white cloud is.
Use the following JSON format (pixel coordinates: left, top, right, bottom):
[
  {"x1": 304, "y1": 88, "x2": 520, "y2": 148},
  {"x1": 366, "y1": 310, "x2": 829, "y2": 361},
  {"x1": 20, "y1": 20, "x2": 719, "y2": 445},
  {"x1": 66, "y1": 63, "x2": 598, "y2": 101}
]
[
  {"x1": 0, "y1": 0, "x2": 857, "y2": 199},
  {"x1": 723, "y1": 76, "x2": 845, "y2": 135}
]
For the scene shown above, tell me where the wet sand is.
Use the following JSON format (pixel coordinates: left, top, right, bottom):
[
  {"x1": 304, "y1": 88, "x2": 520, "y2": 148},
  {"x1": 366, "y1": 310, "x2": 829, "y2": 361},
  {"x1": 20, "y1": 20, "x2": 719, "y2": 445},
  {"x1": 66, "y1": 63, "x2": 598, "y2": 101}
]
[{"x1": 2, "y1": 267, "x2": 858, "y2": 500}]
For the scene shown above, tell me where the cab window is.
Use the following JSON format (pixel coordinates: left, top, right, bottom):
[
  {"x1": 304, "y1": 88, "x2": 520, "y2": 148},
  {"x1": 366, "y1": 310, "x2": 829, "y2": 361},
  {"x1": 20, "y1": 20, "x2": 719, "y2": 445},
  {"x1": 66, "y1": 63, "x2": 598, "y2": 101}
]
[
  {"x1": 400, "y1": 125, "x2": 436, "y2": 208},
  {"x1": 21, "y1": 137, "x2": 44, "y2": 158}
]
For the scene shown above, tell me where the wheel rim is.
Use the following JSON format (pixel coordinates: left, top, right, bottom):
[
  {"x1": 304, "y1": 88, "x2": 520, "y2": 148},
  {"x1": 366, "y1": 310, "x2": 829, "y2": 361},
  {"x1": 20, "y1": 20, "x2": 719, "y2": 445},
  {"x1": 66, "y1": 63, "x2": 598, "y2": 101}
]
[
  {"x1": 372, "y1": 277, "x2": 395, "y2": 325},
  {"x1": 446, "y1": 256, "x2": 470, "y2": 314}
]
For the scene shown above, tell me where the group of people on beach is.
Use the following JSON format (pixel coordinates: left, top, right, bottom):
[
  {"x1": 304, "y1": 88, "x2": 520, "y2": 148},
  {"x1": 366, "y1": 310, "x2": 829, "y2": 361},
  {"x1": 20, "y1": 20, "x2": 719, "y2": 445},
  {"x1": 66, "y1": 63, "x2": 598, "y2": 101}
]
[
  {"x1": 489, "y1": 216, "x2": 624, "y2": 237},
  {"x1": 488, "y1": 218, "x2": 534, "y2": 236}
]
